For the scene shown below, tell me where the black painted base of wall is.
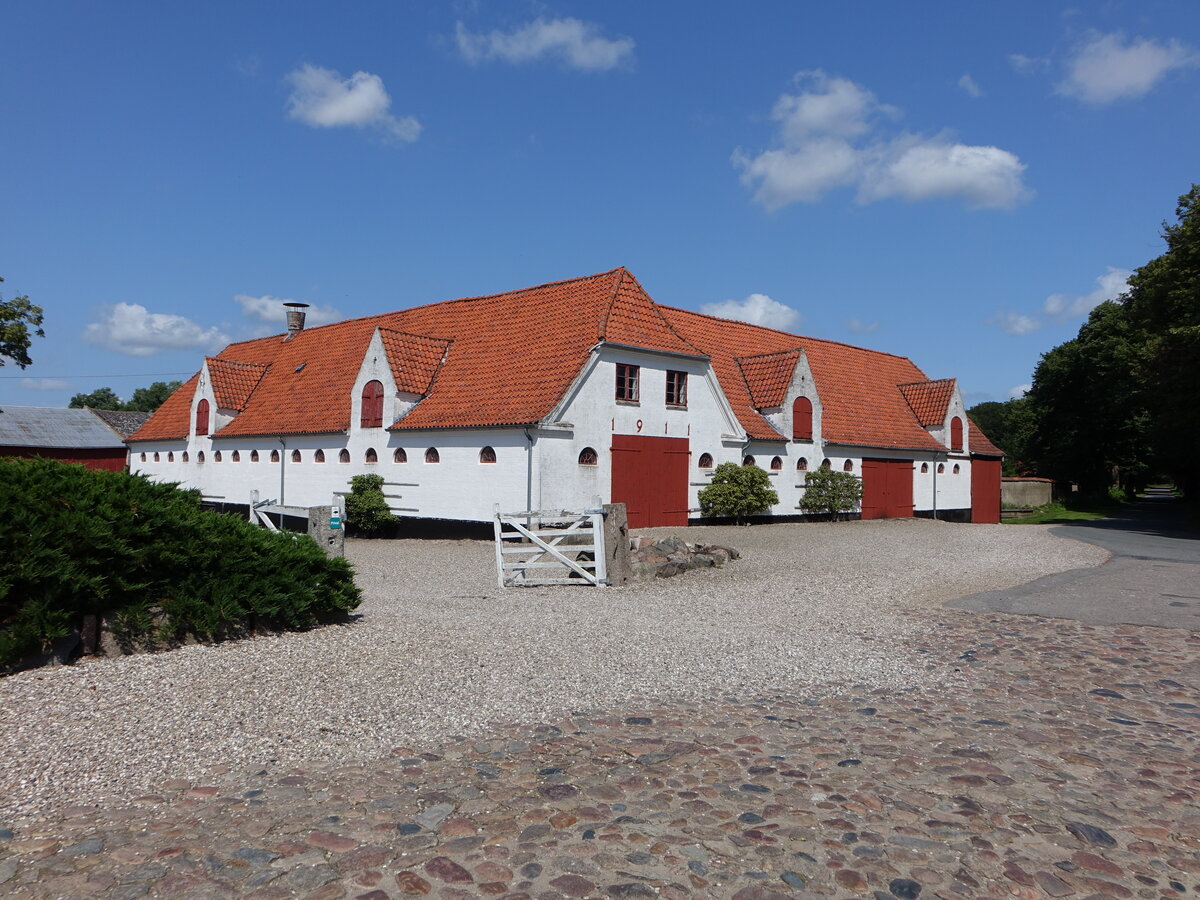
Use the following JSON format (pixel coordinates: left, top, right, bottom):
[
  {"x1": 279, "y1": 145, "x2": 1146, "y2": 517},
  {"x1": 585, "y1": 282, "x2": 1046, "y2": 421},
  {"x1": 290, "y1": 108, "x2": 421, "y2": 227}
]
[{"x1": 913, "y1": 508, "x2": 972, "y2": 523}]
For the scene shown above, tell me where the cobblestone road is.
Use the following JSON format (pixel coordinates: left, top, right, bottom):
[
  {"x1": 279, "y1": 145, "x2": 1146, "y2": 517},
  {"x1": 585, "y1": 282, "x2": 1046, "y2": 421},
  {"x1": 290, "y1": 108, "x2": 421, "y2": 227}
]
[{"x1": 2, "y1": 603, "x2": 1196, "y2": 899}]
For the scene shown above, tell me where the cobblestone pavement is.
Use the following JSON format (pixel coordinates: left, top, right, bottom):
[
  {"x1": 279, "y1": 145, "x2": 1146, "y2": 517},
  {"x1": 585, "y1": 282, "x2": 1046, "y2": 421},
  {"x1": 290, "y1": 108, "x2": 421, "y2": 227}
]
[{"x1": 2, "y1": 604, "x2": 1196, "y2": 899}]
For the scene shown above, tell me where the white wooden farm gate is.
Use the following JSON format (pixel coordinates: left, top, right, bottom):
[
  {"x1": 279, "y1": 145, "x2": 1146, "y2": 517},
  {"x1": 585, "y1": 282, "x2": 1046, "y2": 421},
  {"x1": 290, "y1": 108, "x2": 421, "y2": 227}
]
[{"x1": 493, "y1": 499, "x2": 608, "y2": 588}]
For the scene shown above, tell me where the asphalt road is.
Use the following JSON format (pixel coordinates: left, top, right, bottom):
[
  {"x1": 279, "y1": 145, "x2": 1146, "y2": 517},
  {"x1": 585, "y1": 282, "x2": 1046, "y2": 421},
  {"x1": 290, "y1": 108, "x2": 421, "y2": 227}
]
[{"x1": 949, "y1": 488, "x2": 1200, "y2": 629}]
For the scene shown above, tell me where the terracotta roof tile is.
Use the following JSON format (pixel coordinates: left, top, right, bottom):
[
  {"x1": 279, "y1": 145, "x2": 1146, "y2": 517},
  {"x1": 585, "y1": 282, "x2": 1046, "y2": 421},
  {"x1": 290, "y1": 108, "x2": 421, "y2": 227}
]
[
  {"x1": 128, "y1": 374, "x2": 199, "y2": 441},
  {"x1": 207, "y1": 358, "x2": 269, "y2": 411},
  {"x1": 735, "y1": 349, "x2": 803, "y2": 409},
  {"x1": 378, "y1": 329, "x2": 450, "y2": 396},
  {"x1": 131, "y1": 268, "x2": 951, "y2": 452},
  {"x1": 898, "y1": 379, "x2": 956, "y2": 427},
  {"x1": 968, "y1": 417, "x2": 1004, "y2": 456},
  {"x1": 660, "y1": 307, "x2": 945, "y2": 450}
]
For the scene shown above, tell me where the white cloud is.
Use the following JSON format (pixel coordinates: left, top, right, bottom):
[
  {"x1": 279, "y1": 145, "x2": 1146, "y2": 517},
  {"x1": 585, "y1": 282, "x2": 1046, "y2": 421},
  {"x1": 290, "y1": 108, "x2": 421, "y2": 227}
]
[
  {"x1": 285, "y1": 65, "x2": 421, "y2": 143},
  {"x1": 734, "y1": 70, "x2": 1031, "y2": 211},
  {"x1": 19, "y1": 377, "x2": 69, "y2": 391},
  {"x1": 846, "y1": 317, "x2": 879, "y2": 334},
  {"x1": 1042, "y1": 267, "x2": 1131, "y2": 320},
  {"x1": 700, "y1": 293, "x2": 800, "y2": 332},
  {"x1": 234, "y1": 294, "x2": 342, "y2": 328},
  {"x1": 958, "y1": 73, "x2": 983, "y2": 97},
  {"x1": 1009, "y1": 383, "x2": 1032, "y2": 399},
  {"x1": 84, "y1": 304, "x2": 231, "y2": 357},
  {"x1": 1057, "y1": 32, "x2": 1197, "y2": 104},
  {"x1": 1008, "y1": 53, "x2": 1049, "y2": 75},
  {"x1": 455, "y1": 18, "x2": 634, "y2": 72},
  {"x1": 990, "y1": 311, "x2": 1041, "y2": 335}
]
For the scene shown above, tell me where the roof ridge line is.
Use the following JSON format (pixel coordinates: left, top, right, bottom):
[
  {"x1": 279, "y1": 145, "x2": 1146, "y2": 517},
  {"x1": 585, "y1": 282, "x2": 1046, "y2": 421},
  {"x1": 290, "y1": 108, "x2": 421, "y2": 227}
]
[{"x1": 659, "y1": 303, "x2": 917, "y2": 364}]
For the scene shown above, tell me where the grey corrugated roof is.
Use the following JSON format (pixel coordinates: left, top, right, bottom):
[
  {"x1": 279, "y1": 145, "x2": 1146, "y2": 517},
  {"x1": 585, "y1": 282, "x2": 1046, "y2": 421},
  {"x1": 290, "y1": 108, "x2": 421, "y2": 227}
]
[
  {"x1": 89, "y1": 408, "x2": 152, "y2": 439},
  {"x1": 0, "y1": 406, "x2": 130, "y2": 450}
]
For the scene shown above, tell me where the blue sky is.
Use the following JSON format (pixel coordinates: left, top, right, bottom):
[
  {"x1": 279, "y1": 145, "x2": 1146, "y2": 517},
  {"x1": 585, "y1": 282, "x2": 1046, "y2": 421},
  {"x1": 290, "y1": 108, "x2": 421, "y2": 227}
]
[{"x1": 2, "y1": 1, "x2": 1197, "y2": 409}]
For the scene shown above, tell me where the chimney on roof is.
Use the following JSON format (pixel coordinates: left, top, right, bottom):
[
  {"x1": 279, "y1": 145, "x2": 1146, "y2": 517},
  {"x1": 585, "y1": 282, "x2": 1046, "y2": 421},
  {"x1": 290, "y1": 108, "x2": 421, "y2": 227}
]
[{"x1": 283, "y1": 302, "x2": 310, "y2": 340}]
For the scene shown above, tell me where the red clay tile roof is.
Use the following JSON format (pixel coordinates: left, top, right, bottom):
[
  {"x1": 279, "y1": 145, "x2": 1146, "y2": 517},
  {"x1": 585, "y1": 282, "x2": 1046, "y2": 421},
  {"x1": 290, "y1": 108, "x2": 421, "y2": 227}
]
[
  {"x1": 899, "y1": 378, "x2": 956, "y2": 427},
  {"x1": 207, "y1": 358, "x2": 269, "y2": 411},
  {"x1": 129, "y1": 374, "x2": 199, "y2": 441},
  {"x1": 967, "y1": 417, "x2": 1004, "y2": 456},
  {"x1": 599, "y1": 269, "x2": 703, "y2": 357},
  {"x1": 659, "y1": 307, "x2": 945, "y2": 450},
  {"x1": 379, "y1": 329, "x2": 451, "y2": 396},
  {"x1": 130, "y1": 268, "x2": 954, "y2": 452},
  {"x1": 735, "y1": 349, "x2": 803, "y2": 409}
]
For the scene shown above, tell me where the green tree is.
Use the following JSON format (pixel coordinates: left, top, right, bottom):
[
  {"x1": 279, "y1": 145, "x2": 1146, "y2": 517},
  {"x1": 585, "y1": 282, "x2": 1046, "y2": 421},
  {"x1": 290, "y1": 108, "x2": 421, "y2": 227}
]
[
  {"x1": 344, "y1": 474, "x2": 398, "y2": 535},
  {"x1": 126, "y1": 380, "x2": 183, "y2": 411},
  {"x1": 967, "y1": 398, "x2": 1035, "y2": 475},
  {"x1": 698, "y1": 462, "x2": 779, "y2": 523},
  {"x1": 0, "y1": 276, "x2": 44, "y2": 369},
  {"x1": 1122, "y1": 184, "x2": 1200, "y2": 496},
  {"x1": 798, "y1": 468, "x2": 863, "y2": 519},
  {"x1": 68, "y1": 387, "x2": 125, "y2": 410}
]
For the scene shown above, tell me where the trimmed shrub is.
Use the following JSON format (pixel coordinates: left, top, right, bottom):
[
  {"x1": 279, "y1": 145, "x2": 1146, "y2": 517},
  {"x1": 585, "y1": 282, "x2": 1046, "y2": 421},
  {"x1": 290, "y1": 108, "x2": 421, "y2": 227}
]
[
  {"x1": 799, "y1": 468, "x2": 863, "y2": 519},
  {"x1": 0, "y1": 458, "x2": 361, "y2": 670},
  {"x1": 698, "y1": 462, "x2": 779, "y2": 523},
  {"x1": 345, "y1": 474, "x2": 399, "y2": 536}
]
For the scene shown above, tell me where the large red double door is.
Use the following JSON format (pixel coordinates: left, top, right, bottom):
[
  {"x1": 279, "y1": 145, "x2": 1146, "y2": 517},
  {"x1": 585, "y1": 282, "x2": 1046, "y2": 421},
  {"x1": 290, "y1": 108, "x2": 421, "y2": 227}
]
[
  {"x1": 971, "y1": 457, "x2": 1001, "y2": 523},
  {"x1": 611, "y1": 435, "x2": 690, "y2": 528},
  {"x1": 860, "y1": 458, "x2": 914, "y2": 519}
]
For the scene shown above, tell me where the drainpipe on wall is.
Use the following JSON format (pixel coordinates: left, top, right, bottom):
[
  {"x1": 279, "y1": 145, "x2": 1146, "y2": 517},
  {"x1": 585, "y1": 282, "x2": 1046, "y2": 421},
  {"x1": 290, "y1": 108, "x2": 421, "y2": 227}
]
[
  {"x1": 523, "y1": 427, "x2": 534, "y2": 526},
  {"x1": 932, "y1": 452, "x2": 942, "y2": 521},
  {"x1": 278, "y1": 437, "x2": 287, "y2": 529}
]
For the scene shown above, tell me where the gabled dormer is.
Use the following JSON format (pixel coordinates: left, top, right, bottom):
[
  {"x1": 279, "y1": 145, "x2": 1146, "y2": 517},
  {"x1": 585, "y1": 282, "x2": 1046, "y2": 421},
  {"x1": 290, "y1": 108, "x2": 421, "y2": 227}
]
[
  {"x1": 735, "y1": 348, "x2": 823, "y2": 444},
  {"x1": 899, "y1": 378, "x2": 968, "y2": 453},
  {"x1": 352, "y1": 327, "x2": 451, "y2": 430}
]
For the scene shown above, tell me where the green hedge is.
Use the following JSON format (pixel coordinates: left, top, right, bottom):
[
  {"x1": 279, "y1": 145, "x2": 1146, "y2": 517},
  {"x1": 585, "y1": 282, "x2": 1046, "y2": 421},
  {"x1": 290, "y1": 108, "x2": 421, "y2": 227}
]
[{"x1": 0, "y1": 458, "x2": 361, "y2": 670}]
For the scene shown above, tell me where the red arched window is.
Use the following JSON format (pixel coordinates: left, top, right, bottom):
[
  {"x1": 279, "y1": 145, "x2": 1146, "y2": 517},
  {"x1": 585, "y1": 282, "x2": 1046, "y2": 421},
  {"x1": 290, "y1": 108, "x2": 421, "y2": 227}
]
[
  {"x1": 792, "y1": 397, "x2": 813, "y2": 441},
  {"x1": 950, "y1": 416, "x2": 963, "y2": 452},
  {"x1": 195, "y1": 398, "x2": 210, "y2": 435},
  {"x1": 361, "y1": 380, "x2": 384, "y2": 428}
]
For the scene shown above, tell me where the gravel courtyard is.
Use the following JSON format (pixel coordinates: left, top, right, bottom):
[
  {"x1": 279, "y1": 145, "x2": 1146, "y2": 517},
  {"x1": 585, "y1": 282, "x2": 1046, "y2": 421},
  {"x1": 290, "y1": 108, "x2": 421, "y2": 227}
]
[{"x1": 0, "y1": 519, "x2": 1107, "y2": 827}]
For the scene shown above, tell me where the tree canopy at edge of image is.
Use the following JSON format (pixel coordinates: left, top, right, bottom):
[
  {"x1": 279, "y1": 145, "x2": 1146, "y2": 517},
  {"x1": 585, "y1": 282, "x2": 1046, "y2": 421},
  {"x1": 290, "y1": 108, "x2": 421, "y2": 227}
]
[
  {"x1": 969, "y1": 183, "x2": 1200, "y2": 499},
  {"x1": 69, "y1": 381, "x2": 183, "y2": 412},
  {"x1": 0, "y1": 276, "x2": 44, "y2": 369}
]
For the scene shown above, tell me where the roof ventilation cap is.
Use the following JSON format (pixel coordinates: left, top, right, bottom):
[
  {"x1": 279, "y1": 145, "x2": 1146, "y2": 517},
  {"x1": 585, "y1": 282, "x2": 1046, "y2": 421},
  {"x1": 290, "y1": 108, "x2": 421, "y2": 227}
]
[{"x1": 283, "y1": 302, "x2": 310, "y2": 340}]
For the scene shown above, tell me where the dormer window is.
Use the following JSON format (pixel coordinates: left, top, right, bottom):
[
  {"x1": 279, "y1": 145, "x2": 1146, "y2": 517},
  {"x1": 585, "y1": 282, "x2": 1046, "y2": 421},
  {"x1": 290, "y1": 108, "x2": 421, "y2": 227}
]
[
  {"x1": 792, "y1": 397, "x2": 813, "y2": 441},
  {"x1": 361, "y1": 380, "x2": 384, "y2": 428},
  {"x1": 195, "y1": 398, "x2": 210, "y2": 436},
  {"x1": 615, "y1": 364, "x2": 639, "y2": 402},
  {"x1": 950, "y1": 416, "x2": 963, "y2": 452}
]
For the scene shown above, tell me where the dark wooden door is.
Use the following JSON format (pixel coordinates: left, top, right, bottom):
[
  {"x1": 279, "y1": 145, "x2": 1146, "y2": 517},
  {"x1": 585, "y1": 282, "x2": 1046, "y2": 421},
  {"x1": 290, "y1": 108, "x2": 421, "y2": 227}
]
[
  {"x1": 611, "y1": 435, "x2": 690, "y2": 528},
  {"x1": 971, "y1": 457, "x2": 1002, "y2": 524}
]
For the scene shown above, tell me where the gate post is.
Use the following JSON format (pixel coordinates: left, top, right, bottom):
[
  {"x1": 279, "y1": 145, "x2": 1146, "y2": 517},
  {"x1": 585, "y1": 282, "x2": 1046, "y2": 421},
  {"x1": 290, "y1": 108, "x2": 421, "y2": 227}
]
[
  {"x1": 602, "y1": 502, "x2": 632, "y2": 586},
  {"x1": 308, "y1": 506, "x2": 345, "y2": 558}
]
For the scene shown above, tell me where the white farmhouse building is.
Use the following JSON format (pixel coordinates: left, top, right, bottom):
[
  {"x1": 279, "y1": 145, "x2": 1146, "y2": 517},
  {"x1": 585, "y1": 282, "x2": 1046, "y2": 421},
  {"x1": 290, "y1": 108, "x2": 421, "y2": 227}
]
[{"x1": 129, "y1": 268, "x2": 1002, "y2": 527}]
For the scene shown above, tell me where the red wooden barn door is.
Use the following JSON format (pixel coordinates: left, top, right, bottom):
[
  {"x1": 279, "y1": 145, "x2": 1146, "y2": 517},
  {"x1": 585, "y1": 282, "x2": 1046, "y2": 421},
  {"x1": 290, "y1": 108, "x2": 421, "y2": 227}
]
[
  {"x1": 611, "y1": 435, "x2": 690, "y2": 528},
  {"x1": 971, "y1": 457, "x2": 1002, "y2": 524},
  {"x1": 861, "y1": 458, "x2": 914, "y2": 519}
]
